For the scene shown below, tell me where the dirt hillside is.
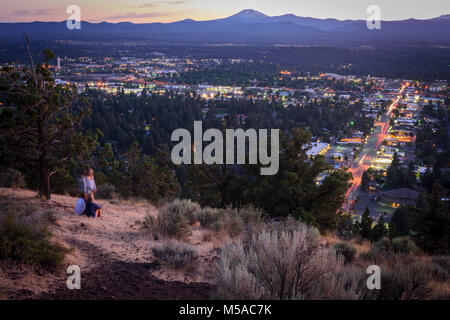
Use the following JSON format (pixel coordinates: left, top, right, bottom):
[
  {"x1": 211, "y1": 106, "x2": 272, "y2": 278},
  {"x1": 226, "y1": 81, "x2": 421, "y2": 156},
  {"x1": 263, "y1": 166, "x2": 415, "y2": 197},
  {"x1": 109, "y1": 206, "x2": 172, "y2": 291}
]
[{"x1": 0, "y1": 188, "x2": 212, "y2": 300}]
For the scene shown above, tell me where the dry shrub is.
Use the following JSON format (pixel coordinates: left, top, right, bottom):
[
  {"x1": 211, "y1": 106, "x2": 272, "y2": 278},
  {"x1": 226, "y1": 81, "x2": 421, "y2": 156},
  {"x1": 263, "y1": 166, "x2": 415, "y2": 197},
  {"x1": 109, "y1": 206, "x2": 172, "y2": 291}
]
[
  {"x1": 160, "y1": 199, "x2": 200, "y2": 225},
  {"x1": 212, "y1": 223, "x2": 361, "y2": 300},
  {"x1": 430, "y1": 262, "x2": 449, "y2": 282},
  {"x1": 392, "y1": 237, "x2": 419, "y2": 255},
  {"x1": 144, "y1": 199, "x2": 201, "y2": 239},
  {"x1": 428, "y1": 256, "x2": 450, "y2": 282},
  {"x1": 202, "y1": 230, "x2": 214, "y2": 242},
  {"x1": 359, "y1": 253, "x2": 450, "y2": 300},
  {"x1": 0, "y1": 197, "x2": 39, "y2": 217},
  {"x1": 427, "y1": 281, "x2": 450, "y2": 299},
  {"x1": 151, "y1": 240, "x2": 198, "y2": 271},
  {"x1": 333, "y1": 242, "x2": 357, "y2": 264},
  {"x1": 158, "y1": 211, "x2": 191, "y2": 238},
  {"x1": 361, "y1": 237, "x2": 419, "y2": 266},
  {"x1": 39, "y1": 209, "x2": 59, "y2": 226},
  {"x1": 197, "y1": 205, "x2": 265, "y2": 239},
  {"x1": 197, "y1": 207, "x2": 220, "y2": 229},
  {"x1": 360, "y1": 238, "x2": 396, "y2": 265},
  {"x1": 96, "y1": 183, "x2": 117, "y2": 200},
  {"x1": 371, "y1": 260, "x2": 435, "y2": 300},
  {"x1": 236, "y1": 205, "x2": 265, "y2": 224},
  {"x1": 432, "y1": 256, "x2": 450, "y2": 273}
]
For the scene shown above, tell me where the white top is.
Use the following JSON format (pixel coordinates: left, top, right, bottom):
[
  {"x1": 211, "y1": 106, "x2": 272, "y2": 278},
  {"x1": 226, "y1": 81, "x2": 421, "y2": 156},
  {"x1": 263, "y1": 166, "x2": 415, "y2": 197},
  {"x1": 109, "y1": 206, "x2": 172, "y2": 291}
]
[{"x1": 85, "y1": 177, "x2": 96, "y2": 194}]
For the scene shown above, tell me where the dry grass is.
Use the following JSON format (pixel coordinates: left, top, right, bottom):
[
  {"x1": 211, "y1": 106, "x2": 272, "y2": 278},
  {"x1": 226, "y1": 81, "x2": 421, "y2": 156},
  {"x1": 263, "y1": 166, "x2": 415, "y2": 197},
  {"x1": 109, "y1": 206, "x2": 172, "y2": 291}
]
[{"x1": 427, "y1": 281, "x2": 450, "y2": 299}]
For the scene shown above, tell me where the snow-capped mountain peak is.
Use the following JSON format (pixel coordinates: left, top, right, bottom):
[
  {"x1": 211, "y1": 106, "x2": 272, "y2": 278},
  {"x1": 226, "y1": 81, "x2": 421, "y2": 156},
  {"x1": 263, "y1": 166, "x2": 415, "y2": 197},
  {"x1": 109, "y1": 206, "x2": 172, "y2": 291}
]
[{"x1": 225, "y1": 9, "x2": 269, "y2": 21}]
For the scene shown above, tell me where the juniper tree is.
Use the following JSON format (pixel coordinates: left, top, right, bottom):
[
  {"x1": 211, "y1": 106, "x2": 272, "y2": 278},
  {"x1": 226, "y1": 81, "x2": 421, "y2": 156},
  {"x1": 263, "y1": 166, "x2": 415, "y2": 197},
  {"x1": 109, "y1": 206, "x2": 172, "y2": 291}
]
[
  {"x1": 389, "y1": 206, "x2": 413, "y2": 238},
  {"x1": 372, "y1": 214, "x2": 388, "y2": 241},
  {"x1": 386, "y1": 152, "x2": 400, "y2": 189},
  {"x1": 243, "y1": 128, "x2": 352, "y2": 232},
  {"x1": 414, "y1": 181, "x2": 450, "y2": 254},
  {"x1": 359, "y1": 206, "x2": 373, "y2": 240},
  {"x1": 361, "y1": 170, "x2": 370, "y2": 192},
  {"x1": 0, "y1": 46, "x2": 97, "y2": 199},
  {"x1": 112, "y1": 142, "x2": 180, "y2": 201}
]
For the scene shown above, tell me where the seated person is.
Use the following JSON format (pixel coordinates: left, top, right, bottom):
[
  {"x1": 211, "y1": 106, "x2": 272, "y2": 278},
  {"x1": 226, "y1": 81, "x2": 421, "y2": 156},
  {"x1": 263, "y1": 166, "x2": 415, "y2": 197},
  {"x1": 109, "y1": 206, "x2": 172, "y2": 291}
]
[
  {"x1": 84, "y1": 195, "x2": 102, "y2": 218},
  {"x1": 74, "y1": 192, "x2": 86, "y2": 216}
]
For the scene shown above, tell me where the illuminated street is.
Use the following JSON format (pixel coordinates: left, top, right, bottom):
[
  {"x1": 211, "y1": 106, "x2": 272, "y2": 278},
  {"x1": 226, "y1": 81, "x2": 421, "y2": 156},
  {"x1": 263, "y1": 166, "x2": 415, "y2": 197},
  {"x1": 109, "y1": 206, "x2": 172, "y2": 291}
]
[{"x1": 342, "y1": 84, "x2": 408, "y2": 212}]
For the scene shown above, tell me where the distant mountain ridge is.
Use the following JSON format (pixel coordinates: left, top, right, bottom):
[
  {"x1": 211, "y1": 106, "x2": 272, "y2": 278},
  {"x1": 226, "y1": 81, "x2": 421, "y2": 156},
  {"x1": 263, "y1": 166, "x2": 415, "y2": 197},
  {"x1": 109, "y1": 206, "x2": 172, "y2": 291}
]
[{"x1": 1, "y1": 9, "x2": 449, "y2": 45}]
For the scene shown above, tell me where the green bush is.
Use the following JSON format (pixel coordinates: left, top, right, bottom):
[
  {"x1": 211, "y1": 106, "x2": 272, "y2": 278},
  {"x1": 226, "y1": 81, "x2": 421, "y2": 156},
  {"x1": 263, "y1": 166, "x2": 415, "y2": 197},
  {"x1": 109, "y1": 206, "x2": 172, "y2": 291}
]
[
  {"x1": 0, "y1": 210, "x2": 67, "y2": 269},
  {"x1": 0, "y1": 168, "x2": 26, "y2": 188},
  {"x1": 151, "y1": 240, "x2": 198, "y2": 270},
  {"x1": 333, "y1": 242, "x2": 357, "y2": 264},
  {"x1": 392, "y1": 237, "x2": 419, "y2": 254},
  {"x1": 96, "y1": 183, "x2": 117, "y2": 200}
]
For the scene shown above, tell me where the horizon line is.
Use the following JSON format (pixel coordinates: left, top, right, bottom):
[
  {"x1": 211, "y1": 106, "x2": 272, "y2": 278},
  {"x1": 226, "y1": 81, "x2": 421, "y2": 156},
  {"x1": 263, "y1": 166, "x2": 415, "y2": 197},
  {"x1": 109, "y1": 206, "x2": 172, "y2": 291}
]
[{"x1": 0, "y1": 9, "x2": 448, "y2": 24}]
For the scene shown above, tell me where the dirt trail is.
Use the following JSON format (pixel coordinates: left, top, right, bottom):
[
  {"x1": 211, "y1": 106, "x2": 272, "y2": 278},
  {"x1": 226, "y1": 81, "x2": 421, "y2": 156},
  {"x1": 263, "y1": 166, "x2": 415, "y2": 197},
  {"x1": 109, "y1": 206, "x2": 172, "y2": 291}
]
[
  {"x1": 0, "y1": 188, "x2": 211, "y2": 300},
  {"x1": 37, "y1": 260, "x2": 210, "y2": 300}
]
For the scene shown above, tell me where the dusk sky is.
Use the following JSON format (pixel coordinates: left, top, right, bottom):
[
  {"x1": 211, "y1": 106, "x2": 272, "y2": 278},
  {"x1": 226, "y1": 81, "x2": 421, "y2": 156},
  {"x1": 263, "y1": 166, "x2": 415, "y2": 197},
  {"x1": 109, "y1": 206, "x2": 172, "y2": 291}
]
[{"x1": 0, "y1": 0, "x2": 449, "y2": 23}]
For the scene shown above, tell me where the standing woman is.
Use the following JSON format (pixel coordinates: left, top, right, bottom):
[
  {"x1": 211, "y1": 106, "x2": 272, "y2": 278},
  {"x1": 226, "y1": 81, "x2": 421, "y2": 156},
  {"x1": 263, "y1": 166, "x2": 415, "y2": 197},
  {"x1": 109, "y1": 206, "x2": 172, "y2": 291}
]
[
  {"x1": 77, "y1": 168, "x2": 88, "y2": 199},
  {"x1": 85, "y1": 168, "x2": 97, "y2": 200}
]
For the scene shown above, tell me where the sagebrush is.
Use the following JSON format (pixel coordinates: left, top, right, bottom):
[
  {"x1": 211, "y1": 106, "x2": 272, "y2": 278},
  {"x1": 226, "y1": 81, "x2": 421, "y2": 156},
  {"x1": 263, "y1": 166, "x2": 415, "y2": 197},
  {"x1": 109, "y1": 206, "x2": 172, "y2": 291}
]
[
  {"x1": 151, "y1": 240, "x2": 198, "y2": 271},
  {"x1": 212, "y1": 223, "x2": 362, "y2": 300}
]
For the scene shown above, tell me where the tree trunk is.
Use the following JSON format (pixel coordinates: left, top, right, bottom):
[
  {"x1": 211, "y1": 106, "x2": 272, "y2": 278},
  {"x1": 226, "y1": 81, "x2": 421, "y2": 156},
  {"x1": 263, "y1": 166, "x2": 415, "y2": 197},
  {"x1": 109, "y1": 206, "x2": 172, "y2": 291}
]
[{"x1": 39, "y1": 155, "x2": 51, "y2": 200}]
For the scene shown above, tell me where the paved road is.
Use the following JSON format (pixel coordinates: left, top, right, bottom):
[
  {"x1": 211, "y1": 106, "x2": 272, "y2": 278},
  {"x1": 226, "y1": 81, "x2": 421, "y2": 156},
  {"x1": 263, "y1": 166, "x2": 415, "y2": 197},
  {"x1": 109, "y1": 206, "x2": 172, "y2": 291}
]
[{"x1": 342, "y1": 84, "x2": 407, "y2": 212}]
